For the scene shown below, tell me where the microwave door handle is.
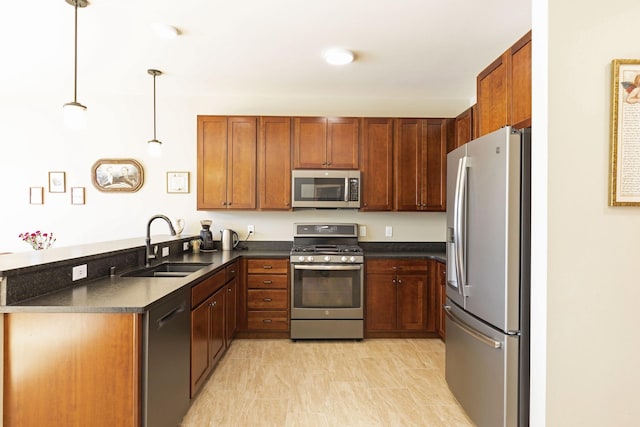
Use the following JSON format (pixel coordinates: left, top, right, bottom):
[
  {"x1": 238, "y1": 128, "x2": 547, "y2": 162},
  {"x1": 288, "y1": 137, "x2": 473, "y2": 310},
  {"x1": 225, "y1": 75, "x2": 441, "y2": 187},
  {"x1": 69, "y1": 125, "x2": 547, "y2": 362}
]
[{"x1": 344, "y1": 177, "x2": 349, "y2": 202}]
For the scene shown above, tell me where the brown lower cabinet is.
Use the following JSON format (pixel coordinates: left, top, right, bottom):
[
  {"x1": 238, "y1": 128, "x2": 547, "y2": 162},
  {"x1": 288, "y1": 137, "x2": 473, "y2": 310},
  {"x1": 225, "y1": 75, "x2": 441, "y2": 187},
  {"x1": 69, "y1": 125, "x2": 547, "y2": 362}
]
[
  {"x1": 190, "y1": 261, "x2": 238, "y2": 398},
  {"x1": 365, "y1": 258, "x2": 436, "y2": 337},
  {"x1": 225, "y1": 261, "x2": 239, "y2": 342},
  {"x1": 240, "y1": 258, "x2": 290, "y2": 335},
  {"x1": 3, "y1": 312, "x2": 141, "y2": 426}
]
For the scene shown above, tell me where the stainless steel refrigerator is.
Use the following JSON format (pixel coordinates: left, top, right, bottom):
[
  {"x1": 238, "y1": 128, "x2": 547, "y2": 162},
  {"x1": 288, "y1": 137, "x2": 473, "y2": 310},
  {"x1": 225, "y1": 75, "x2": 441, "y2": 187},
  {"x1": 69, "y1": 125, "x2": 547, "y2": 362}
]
[{"x1": 445, "y1": 126, "x2": 530, "y2": 427}]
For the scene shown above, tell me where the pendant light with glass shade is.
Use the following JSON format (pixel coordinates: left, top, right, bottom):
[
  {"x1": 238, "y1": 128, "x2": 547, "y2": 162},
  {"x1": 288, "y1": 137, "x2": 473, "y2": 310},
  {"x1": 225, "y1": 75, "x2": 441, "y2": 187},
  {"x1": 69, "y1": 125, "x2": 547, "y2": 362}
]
[
  {"x1": 147, "y1": 69, "x2": 164, "y2": 157},
  {"x1": 63, "y1": 0, "x2": 88, "y2": 130}
]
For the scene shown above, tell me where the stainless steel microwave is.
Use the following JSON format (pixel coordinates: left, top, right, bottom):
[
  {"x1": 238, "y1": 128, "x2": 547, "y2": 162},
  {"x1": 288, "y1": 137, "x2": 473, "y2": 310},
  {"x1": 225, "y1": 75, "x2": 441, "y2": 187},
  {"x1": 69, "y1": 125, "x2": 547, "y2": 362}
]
[{"x1": 291, "y1": 170, "x2": 361, "y2": 208}]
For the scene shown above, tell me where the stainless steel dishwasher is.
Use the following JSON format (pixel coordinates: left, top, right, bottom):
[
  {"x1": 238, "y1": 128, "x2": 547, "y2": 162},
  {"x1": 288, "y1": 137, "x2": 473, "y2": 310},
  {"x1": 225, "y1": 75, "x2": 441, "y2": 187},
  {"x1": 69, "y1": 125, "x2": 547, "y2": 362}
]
[{"x1": 143, "y1": 287, "x2": 190, "y2": 427}]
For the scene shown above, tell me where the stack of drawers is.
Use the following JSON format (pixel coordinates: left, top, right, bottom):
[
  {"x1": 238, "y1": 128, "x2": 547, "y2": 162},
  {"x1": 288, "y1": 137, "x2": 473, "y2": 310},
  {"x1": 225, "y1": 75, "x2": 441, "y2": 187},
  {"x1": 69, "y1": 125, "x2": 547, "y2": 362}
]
[{"x1": 246, "y1": 258, "x2": 289, "y2": 331}]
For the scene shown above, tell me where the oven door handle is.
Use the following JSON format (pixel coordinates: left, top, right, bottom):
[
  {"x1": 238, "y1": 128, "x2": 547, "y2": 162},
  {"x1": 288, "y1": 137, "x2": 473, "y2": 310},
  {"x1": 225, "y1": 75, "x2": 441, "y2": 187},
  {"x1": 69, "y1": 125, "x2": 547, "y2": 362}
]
[{"x1": 293, "y1": 264, "x2": 362, "y2": 271}]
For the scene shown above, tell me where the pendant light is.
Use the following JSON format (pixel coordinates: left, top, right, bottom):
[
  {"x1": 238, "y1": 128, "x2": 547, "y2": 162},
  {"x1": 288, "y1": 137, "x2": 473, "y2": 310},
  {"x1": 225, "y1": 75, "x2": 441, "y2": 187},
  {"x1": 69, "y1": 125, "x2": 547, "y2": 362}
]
[
  {"x1": 147, "y1": 69, "x2": 163, "y2": 157},
  {"x1": 62, "y1": 0, "x2": 88, "y2": 130}
]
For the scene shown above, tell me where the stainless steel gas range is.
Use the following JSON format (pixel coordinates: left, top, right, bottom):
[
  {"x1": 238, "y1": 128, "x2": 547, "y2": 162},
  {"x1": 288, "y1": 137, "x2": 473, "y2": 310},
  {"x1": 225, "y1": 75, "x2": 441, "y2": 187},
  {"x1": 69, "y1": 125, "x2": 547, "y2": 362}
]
[{"x1": 290, "y1": 223, "x2": 364, "y2": 340}]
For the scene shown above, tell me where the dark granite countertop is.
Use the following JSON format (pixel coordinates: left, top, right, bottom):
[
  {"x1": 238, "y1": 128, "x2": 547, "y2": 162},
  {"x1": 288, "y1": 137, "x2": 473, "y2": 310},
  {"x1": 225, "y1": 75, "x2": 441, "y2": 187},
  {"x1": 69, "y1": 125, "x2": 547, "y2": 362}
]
[
  {"x1": 0, "y1": 237, "x2": 445, "y2": 314},
  {"x1": 1, "y1": 250, "x2": 289, "y2": 314},
  {"x1": 360, "y1": 242, "x2": 445, "y2": 263},
  {"x1": 365, "y1": 251, "x2": 446, "y2": 263}
]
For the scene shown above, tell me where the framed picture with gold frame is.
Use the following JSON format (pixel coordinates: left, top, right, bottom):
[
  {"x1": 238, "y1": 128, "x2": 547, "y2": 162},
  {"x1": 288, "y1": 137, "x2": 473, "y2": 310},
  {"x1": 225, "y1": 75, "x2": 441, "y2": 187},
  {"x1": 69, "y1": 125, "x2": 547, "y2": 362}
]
[
  {"x1": 166, "y1": 171, "x2": 190, "y2": 193},
  {"x1": 48, "y1": 171, "x2": 66, "y2": 193},
  {"x1": 71, "y1": 187, "x2": 85, "y2": 205},
  {"x1": 92, "y1": 159, "x2": 144, "y2": 192},
  {"x1": 609, "y1": 59, "x2": 640, "y2": 206},
  {"x1": 29, "y1": 187, "x2": 44, "y2": 204}
]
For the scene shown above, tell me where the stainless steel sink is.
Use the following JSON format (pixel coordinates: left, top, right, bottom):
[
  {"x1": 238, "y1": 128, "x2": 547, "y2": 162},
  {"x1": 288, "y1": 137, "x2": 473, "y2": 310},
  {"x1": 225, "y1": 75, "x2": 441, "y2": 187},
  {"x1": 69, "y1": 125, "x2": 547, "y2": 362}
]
[{"x1": 122, "y1": 262, "x2": 211, "y2": 278}]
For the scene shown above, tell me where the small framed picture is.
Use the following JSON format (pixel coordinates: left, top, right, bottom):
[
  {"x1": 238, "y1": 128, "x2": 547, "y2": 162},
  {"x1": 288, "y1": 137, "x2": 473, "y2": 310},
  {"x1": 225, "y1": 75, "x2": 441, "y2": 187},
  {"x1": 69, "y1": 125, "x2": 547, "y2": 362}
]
[
  {"x1": 48, "y1": 171, "x2": 66, "y2": 193},
  {"x1": 167, "y1": 171, "x2": 190, "y2": 193},
  {"x1": 71, "y1": 187, "x2": 85, "y2": 205},
  {"x1": 30, "y1": 187, "x2": 44, "y2": 204}
]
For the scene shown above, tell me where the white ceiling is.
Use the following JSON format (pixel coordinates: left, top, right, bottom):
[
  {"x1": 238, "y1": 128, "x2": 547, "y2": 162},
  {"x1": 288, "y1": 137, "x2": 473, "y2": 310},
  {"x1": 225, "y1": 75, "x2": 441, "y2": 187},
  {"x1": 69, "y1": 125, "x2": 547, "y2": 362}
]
[{"x1": 1, "y1": 0, "x2": 531, "y2": 103}]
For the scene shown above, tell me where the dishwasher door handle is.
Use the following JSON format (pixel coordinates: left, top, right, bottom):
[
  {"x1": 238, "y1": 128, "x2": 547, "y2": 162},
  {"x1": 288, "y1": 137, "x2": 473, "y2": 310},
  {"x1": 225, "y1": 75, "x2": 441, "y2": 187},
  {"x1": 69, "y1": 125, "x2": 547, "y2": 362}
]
[{"x1": 157, "y1": 303, "x2": 186, "y2": 329}]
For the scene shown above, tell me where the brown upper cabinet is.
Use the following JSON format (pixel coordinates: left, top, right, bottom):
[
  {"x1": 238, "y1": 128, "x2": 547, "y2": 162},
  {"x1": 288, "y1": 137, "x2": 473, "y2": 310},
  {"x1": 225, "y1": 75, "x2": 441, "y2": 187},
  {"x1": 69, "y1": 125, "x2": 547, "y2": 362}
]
[
  {"x1": 360, "y1": 118, "x2": 394, "y2": 211},
  {"x1": 451, "y1": 106, "x2": 474, "y2": 152},
  {"x1": 197, "y1": 116, "x2": 257, "y2": 210},
  {"x1": 476, "y1": 30, "x2": 532, "y2": 136},
  {"x1": 394, "y1": 118, "x2": 448, "y2": 212},
  {"x1": 258, "y1": 117, "x2": 292, "y2": 210},
  {"x1": 293, "y1": 117, "x2": 359, "y2": 169},
  {"x1": 510, "y1": 31, "x2": 532, "y2": 129}
]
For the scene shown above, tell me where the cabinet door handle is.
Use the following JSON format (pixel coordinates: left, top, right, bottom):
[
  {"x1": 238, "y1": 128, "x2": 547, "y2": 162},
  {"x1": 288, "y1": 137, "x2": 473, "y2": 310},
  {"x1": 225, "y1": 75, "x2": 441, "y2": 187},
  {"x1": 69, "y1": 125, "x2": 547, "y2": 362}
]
[
  {"x1": 262, "y1": 319, "x2": 272, "y2": 323},
  {"x1": 263, "y1": 280, "x2": 272, "y2": 284},
  {"x1": 221, "y1": 202, "x2": 227, "y2": 206},
  {"x1": 210, "y1": 301, "x2": 217, "y2": 307},
  {"x1": 397, "y1": 279, "x2": 403, "y2": 285},
  {"x1": 228, "y1": 288, "x2": 232, "y2": 292},
  {"x1": 327, "y1": 161, "x2": 332, "y2": 165},
  {"x1": 392, "y1": 279, "x2": 397, "y2": 284},
  {"x1": 263, "y1": 298, "x2": 272, "y2": 302}
]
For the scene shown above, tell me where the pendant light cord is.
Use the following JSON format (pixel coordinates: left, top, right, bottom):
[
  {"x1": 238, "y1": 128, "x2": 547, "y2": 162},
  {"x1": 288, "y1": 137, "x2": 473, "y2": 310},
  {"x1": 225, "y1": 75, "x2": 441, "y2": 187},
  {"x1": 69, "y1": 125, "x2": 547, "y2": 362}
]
[
  {"x1": 152, "y1": 73, "x2": 157, "y2": 140},
  {"x1": 73, "y1": 0, "x2": 78, "y2": 103},
  {"x1": 147, "y1": 69, "x2": 162, "y2": 143}
]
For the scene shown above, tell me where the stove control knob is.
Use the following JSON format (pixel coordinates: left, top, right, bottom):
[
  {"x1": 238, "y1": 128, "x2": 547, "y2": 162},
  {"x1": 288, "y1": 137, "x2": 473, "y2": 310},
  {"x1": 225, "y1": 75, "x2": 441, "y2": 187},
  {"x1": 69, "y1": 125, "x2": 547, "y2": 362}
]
[
  {"x1": 341, "y1": 256, "x2": 348, "y2": 262},
  {"x1": 298, "y1": 256, "x2": 305, "y2": 262},
  {"x1": 350, "y1": 256, "x2": 357, "y2": 262},
  {"x1": 324, "y1": 256, "x2": 331, "y2": 262},
  {"x1": 307, "y1": 256, "x2": 314, "y2": 262}
]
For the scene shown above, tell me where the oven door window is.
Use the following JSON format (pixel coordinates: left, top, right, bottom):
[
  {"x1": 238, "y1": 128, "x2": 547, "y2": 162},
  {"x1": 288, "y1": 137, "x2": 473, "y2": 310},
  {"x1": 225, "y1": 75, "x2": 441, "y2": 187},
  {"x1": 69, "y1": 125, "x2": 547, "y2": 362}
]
[{"x1": 293, "y1": 266, "x2": 361, "y2": 309}]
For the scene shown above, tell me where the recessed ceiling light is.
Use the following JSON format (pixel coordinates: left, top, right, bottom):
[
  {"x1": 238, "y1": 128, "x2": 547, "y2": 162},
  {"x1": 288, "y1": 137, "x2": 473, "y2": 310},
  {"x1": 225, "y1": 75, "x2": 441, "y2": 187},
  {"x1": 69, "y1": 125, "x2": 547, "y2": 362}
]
[
  {"x1": 150, "y1": 22, "x2": 179, "y2": 39},
  {"x1": 323, "y1": 48, "x2": 355, "y2": 66}
]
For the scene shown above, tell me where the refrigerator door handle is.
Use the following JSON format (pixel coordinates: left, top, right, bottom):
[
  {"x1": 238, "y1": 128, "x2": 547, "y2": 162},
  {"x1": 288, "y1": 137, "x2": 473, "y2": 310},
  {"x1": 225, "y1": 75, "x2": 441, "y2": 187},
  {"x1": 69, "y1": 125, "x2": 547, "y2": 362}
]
[
  {"x1": 453, "y1": 156, "x2": 468, "y2": 297},
  {"x1": 444, "y1": 305, "x2": 502, "y2": 349}
]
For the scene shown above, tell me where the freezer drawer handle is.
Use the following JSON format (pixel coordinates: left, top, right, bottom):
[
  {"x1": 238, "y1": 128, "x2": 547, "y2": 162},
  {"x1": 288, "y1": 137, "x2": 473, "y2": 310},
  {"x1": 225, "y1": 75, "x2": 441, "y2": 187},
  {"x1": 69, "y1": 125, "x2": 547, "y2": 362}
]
[{"x1": 444, "y1": 305, "x2": 502, "y2": 349}]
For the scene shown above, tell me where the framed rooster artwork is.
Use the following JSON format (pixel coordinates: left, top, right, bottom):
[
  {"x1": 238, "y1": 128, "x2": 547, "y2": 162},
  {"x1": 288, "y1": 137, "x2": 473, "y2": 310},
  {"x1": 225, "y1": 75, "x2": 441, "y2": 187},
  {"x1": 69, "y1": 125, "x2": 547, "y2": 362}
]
[{"x1": 609, "y1": 59, "x2": 640, "y2": 206}]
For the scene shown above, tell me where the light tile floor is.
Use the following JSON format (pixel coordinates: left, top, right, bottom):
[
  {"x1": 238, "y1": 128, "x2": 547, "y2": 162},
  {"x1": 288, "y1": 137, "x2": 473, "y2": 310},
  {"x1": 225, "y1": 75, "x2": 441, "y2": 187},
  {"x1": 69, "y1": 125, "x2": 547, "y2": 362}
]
[{"x1": 181, "y1": 338, "x2": 475, "y2": 427}]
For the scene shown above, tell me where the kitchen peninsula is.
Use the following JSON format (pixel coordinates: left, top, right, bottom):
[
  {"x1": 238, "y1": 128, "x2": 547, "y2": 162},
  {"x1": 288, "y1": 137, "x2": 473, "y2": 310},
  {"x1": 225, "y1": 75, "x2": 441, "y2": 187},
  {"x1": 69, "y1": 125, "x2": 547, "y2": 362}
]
[{"x1": 0, "y1": 235, "x2": 288, "y2": 426}]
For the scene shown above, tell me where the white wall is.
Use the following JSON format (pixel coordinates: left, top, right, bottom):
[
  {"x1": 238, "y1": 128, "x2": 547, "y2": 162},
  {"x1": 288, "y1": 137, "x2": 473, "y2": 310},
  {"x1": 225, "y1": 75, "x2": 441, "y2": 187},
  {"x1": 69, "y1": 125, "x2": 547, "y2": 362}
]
[
  {"x1": 0, "y1": 92, "x2": 458, "y2": 253},
  {"x1": 540, "y1": 1, "x2": 640, "y2": 425}
]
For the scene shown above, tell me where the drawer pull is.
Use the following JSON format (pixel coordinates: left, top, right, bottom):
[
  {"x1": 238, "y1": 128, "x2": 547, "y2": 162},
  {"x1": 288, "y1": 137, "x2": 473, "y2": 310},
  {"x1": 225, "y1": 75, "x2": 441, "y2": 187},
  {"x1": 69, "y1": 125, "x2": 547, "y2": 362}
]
[
  {"x1": 263, "y1": 298, "x2": 272, "y2": 302},
  {"x1": 263, "y1": 280, "x2": 273, "y2": 284},
  {"x1": 262, "y1": 319, "x2": 272, "y2": 323},
  {"x1": 263, "y1": 265, "x2": 273, "y2": 269}
]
